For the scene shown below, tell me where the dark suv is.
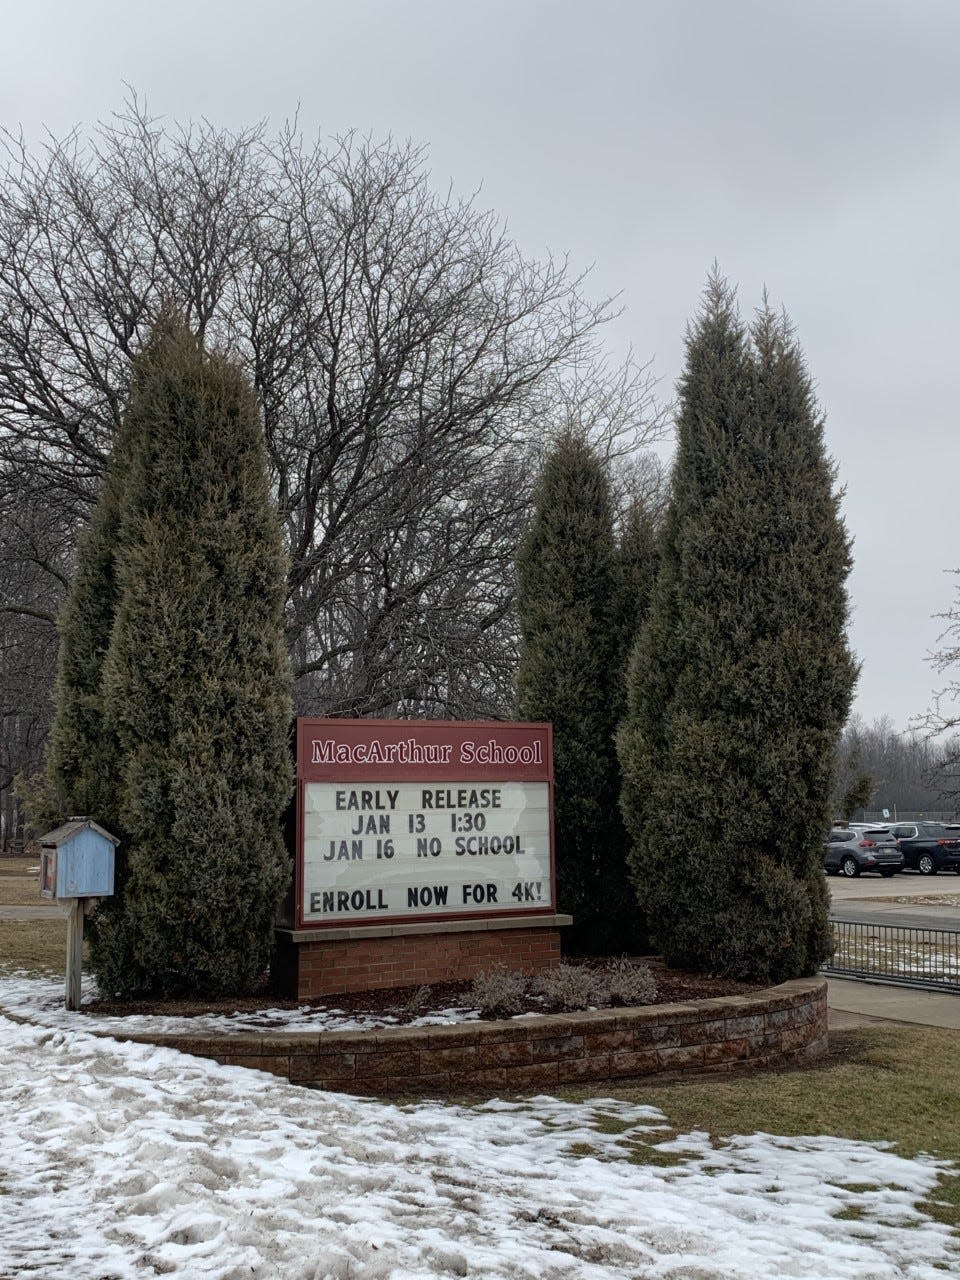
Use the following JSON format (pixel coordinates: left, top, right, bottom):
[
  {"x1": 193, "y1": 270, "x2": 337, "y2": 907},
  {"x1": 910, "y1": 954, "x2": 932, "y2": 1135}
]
[
  {"x1": 889, "y1": 822, "x2": 960, "y2": 875},
  {"x1": 824, "y1": 827, "x2": 903, "y2": 877}
]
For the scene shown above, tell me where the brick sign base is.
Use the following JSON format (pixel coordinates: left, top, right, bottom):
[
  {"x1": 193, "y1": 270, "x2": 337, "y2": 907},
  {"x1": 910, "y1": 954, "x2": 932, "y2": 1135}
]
[
  {"x1": 273, "y1": 915, "x2": 570, "y2": 999},
  {"x1": 119, "y1": 978, "x2": 827, "y2": 1095}
]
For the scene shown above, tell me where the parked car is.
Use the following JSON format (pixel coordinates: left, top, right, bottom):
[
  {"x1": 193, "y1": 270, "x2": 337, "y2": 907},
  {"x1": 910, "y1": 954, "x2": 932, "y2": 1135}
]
[
  {"x1": 889, "y1": 822, "x2": 960, "y2": 875},
  {"x1": 824, "y1": 827, "x2": 903, "y2": 877}
]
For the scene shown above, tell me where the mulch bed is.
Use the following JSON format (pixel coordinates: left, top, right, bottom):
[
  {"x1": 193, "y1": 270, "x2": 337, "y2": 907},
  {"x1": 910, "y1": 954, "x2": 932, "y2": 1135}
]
[{"x1": 83, "y1": 960, "x2": 764, "y2": 1024}]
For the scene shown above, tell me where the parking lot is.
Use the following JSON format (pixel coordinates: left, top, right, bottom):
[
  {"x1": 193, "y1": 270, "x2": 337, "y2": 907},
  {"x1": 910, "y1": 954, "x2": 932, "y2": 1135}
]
[
  {"x1": 830, "y1": 871, "x2": 960, "y2": 901},
  {"x1": 829, "y1": 870, "x2": 960, "y2": 927}
]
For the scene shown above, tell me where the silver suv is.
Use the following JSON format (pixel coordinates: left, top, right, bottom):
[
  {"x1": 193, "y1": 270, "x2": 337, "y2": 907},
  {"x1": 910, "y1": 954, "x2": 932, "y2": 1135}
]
[{"x1": 824, "y1": 827, "x2": 903, "y2": 878}]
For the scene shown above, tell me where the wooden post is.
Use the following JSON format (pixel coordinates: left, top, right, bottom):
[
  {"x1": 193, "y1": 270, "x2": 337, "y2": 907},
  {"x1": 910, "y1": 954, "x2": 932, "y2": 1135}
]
[{"x1": 65, "y1": 898, "x2": 84, "y2": 1011}]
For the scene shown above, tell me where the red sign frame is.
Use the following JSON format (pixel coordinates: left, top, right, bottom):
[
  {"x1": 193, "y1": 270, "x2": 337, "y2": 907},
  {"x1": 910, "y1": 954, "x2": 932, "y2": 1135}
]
[{"x1": 295, "y1": 718, "x2": 556, "y2": 930}]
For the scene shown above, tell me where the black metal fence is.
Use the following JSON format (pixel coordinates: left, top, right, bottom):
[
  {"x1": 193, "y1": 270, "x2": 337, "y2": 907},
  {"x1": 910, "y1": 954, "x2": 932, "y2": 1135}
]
[
  {"x1": 823, "y1": 919, "x2": 960, "y2": 993},
  {"x1": 857, "y1": 811, "x2": 957, "y2": 825}
]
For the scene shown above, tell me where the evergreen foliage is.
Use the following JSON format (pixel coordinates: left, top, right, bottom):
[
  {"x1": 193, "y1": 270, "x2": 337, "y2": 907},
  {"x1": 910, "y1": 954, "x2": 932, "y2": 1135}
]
[
  {"x1": 92, "y1": 317, "x2": 292, "y2": 997},
  {"x1": 615, "y1": 498, "x2": 661, "y2": 676},
  {"x1": 838, "y1": 769, "x2": 875, "y2": 823},
  {"x1": 47, "y1": 421, "x2": 140, "y2": 829},
  {"x1": 516, "y1": 432, "x2": 644, "y2": 954},
  {"x1": 618, "y1": 276, "x2": 856, "y2": 983}
]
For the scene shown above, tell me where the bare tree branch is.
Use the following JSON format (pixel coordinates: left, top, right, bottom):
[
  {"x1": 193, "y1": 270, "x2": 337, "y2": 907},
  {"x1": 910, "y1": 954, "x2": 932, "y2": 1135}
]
[{"x1": 0, "y1": 100, "x2": 666, "y2": 756}]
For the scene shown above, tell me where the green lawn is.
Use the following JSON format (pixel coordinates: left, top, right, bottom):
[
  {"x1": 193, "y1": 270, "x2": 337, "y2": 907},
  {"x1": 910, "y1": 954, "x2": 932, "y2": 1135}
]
[
  {"x1": 559, "y1": 1024, "x2": 960, "y2": 1232},
  {"x1": 0, "y1": 859, "x2": 47, "y2": 906},
  {"x1": 0, "y1": 920, "x2": 69, "y2": 973},
  {"x1": 0, "y1": 863, "x2": 71, "y2": 972}
]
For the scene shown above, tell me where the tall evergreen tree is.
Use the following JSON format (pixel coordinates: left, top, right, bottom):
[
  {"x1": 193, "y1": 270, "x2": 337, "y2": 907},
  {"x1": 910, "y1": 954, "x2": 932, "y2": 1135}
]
[
  {"x1": 618, "y1": 277, "x2": 856, "y2": 983},
  {"x1": 94, "y1": 317, "x2": 292, "y2": 997},
  {"x1": 517, "y1": 432, "x2": 642, "y2": 953},
  {"x1": 47, "y1": 413, "x2": 142, "y2": 828},
  {"x1": 615, "y1": 497, "x2": 661, "y2": 676},
  {"x1": 48, "y1": 316, "x2": 194, "y2": 979}
]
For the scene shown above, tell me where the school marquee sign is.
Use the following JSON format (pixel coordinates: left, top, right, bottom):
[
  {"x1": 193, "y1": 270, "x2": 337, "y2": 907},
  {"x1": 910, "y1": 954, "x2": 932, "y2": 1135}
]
[{"x1": 295, "y1": 719, "x2": 555, "y2": 928}]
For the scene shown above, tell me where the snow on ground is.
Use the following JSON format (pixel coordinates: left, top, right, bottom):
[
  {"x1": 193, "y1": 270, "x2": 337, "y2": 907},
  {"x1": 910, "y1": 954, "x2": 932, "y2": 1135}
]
[
  {"x1": 0, "y1": 971, "x2": 480, "y2": 1035},
  {"x1": 1, "y1": 979, "x2": 958, "y2": 1279}
]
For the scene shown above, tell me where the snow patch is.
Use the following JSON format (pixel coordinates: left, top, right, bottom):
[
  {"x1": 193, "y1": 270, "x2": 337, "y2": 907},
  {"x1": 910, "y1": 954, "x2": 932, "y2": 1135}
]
[{"x1": 0, "y1": 974, "x2": 957, "y2": 1278}]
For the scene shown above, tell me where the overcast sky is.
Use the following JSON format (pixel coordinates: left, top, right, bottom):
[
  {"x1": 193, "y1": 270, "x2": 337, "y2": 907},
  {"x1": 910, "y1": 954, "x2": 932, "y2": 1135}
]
[{"x1": 4, "y1": 0, "x2": 958, "y2": 733}]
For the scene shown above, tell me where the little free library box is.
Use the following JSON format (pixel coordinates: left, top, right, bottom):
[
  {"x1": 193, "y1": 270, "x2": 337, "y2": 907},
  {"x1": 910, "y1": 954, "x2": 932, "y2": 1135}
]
[{"x1": 274, "y1": 719, "x2": 570, "y2": 998}]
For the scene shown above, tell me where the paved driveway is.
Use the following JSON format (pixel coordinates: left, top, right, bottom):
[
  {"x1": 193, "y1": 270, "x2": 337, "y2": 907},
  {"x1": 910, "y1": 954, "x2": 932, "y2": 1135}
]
[
  {"x1": 826, "y1": 872, "x2": 960, "y2": 1028},
  {"x1": 0, "y1": 904, "x2": 64, "y2": 922},
  {"x1": 828, "y1": 871, "x2": 960, "y2": 929}
]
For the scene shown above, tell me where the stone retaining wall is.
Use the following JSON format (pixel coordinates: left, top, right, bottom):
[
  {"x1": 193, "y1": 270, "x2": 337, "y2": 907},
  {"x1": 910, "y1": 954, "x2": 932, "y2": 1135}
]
[{"x1": 126, "y1": 977, "x2": 827, "y2": 1094}]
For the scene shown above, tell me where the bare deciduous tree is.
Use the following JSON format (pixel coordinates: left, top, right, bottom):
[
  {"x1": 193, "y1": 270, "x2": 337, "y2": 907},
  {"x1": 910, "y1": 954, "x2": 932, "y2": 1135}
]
[
  {"x1": 838, "y1": 713, "x2": 957, "y2": 818},
  {"x1": 0, "y1": 101, "x2": 664, "y2": 737},
  {"x1": 0, "y1": 480, "x2": 70, "y2": 846},
  {"x1": 915, "y1": 570, "x2": 960, "y2": 809}
]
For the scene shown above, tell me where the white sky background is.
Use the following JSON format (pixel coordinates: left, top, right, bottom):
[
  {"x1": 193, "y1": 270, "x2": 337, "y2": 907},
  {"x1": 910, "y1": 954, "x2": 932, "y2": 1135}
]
[{"x1": 3, "y1": 0, "x2": 959, "y2": 732}]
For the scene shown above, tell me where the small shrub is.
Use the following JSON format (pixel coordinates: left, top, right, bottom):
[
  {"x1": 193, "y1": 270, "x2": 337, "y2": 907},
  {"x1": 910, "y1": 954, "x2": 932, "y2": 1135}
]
[
  {"x1": 403, "y1": 984, "x2": 431, "y2": 1014},
  {"x1": 536, "y1": 959, "x2": 659, "y2": 1011},
  {"x1": 602, "y1": 958, "x2": 658, "y2": 1007},
  {"x1": 471, "y1": 960, "x2": 659, "y2": 1018},
  {"x1": 535, "y1": 963, "x2": 599, "y2": 1010},
  {"x1": 470, "y1": 965, "x2": 526, "y2": 1017}
]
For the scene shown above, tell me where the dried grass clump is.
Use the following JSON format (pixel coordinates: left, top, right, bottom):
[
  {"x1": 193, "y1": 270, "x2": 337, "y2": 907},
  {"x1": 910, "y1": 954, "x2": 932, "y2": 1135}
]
[{"x1": 470, "y1": 965, "x2": 527, "y2": 1017}]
